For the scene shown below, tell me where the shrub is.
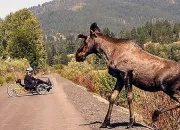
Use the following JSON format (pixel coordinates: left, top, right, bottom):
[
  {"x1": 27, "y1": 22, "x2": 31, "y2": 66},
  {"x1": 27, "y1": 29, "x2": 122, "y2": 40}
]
[
  {"x1": 145, "y1": 43, "x2": 180, "y2": 62},
  {"x1": 4, "y1": 73, "x2": 16, "y2": 83},
  {"x1": 53, "y1": 64, "x2": 64, "y2": 70},
  {"x1": 0, "y1": 77, "x2": 4, "y2": 86},
  {"x1": 58, "y1": 58, "x2": 93, "y2": 80},
  {"x1": 8, "y1": 58, "x2": 29, "y2": 72},
  {"x1": 0, "y1": 58, "x2": 30, "y2": 85},
  {"x1": 95, "y1": 70, "x2": 115, "y2": 93}
]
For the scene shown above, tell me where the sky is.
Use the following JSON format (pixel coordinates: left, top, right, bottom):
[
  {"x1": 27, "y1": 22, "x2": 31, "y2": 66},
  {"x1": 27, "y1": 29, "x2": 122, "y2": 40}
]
[{"x1": 0, "y1": 0, "x2": 52, "y2": 18}]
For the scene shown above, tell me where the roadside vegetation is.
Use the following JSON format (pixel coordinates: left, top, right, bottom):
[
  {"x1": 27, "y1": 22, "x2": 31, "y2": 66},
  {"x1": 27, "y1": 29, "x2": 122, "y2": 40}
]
[{"x1": 0, "y1": 59, "x2": 29, "y2": 86}]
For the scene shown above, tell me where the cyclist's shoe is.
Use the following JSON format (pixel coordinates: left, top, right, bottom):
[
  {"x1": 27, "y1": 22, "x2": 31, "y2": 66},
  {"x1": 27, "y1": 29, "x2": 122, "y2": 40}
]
[
  {"x1": 47, "y1": 79, "x2": 52, "y2": 86},
  {"x1": 47, "y1": 87, "x2": 52, "y2": 92}
]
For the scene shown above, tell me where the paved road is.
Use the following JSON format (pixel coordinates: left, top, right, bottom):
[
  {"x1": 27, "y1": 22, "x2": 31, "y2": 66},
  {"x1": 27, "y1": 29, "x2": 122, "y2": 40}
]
[
  {"x1": 0, "y1": 75, "x2": 90, "y2": 130},
  {"x1": 0, "y1": 74, "x2": 151, "y2": 130}
]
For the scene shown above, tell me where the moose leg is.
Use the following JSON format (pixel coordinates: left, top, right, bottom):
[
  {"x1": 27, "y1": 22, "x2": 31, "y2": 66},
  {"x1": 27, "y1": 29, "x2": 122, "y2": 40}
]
[
  {"x1": 124, "y1": 71, "x2": 135, "y2": 128},
  {"x1": 100, "y1": 77, "x2": 124, "y2": 128},
  {"x1": 152, "y1": 84, "x2": 180, "y2": 122},
  {"x1": 152, "y1": 96, "x2": 180, "y2": 122}
]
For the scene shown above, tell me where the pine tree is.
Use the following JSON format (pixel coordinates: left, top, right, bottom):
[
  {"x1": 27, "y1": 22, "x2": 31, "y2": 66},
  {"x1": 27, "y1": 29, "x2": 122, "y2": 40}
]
[
  {"x1": 103, "y1": 27, "x2": 115, "y2": 37},
  {"x1": 173, "y1": 23, "x2": 179, "y2": 42},
  {"x1": 130, "y1": 27, "x2": 137, "y2": 40}
]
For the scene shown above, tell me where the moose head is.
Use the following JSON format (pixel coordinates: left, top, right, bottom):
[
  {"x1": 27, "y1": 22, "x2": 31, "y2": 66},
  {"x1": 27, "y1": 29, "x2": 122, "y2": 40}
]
[{"x1": 75, "y1": 22, "x2": 101, "y2": 62}]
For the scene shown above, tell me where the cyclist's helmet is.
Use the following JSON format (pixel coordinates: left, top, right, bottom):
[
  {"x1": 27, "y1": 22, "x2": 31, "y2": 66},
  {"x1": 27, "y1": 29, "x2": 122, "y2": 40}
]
[{"x1": 26, "y1": 67, "x2": 33, "y2": 72}]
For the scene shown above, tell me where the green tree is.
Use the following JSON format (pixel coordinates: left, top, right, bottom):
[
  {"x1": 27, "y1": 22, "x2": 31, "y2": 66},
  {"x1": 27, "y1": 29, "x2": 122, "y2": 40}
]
[
  {"x1": 119, "y1": 28, "x2": 127, "y2": 39},
  {"x1": 60, "y1": 52, "x2": 69, "y2": 65},
  {"x1": 66, "y1": 40, "x2": 75, "y2": 54},
  {"x1": 151, "y1": 24, "x2": 159, "y2": 43},
  {"x1": 159, "y1": 20, "x2": 173, "y2": 44},
  {"x1": 130, "y1": 27, "x2": 137, "y2": 40},
  {"x1": 173, "y1": 23, "x2": 179, "y2": 42},
  {"x1": 103, "y1": 27, "x2": 115, "y2": 37},
  {"x1": 7, "y1": 9, "x2": 46, "y2": 67}
]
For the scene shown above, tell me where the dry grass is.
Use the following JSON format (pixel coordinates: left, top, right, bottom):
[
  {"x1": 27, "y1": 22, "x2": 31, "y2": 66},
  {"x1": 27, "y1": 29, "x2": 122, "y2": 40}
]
[
  {"x1": 134, "y1": 89, "x2": 180, "y2": 130},
  {"x1": 0, "y1": 59, "x2": 29, "y2": 85}
]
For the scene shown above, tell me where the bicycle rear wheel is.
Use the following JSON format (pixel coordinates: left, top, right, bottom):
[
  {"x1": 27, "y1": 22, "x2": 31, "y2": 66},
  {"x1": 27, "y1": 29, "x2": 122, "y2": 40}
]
[
  {"x1": 36, "y1": 84, "x2": 47, "y2": 95},
  {"x1": 7, "y1": 84, "x2": 21, "y2": 97}
]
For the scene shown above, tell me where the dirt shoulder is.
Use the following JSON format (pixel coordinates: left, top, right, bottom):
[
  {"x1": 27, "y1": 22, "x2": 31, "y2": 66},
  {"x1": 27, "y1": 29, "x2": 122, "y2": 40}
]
[{"x1": 56, "y1": 74, "x2": 152, "y2": 130}]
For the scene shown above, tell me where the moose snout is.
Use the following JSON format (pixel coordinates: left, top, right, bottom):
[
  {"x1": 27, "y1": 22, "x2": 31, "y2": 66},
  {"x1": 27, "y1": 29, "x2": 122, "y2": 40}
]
[{"x1": 76, "y1": 56, "x2": 85, "y2": 62}]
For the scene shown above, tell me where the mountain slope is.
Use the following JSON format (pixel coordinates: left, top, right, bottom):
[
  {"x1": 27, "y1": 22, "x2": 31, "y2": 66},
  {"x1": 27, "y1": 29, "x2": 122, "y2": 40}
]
[{"x1": 29, "y1": 0, "x2": 180, "y2": 34}]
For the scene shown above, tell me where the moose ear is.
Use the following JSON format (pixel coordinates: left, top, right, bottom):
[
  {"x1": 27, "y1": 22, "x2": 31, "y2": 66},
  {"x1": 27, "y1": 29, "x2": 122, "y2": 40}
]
[
  {"x1": 78, "y1": 33, "x2": 87, "y2": 39},
  {"x1": 90, "y1": 22, "x2": 101, "y2": 37}
]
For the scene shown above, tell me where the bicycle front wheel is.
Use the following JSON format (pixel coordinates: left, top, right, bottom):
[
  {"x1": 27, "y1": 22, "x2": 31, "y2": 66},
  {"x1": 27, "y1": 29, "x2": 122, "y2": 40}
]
[
  {"x1": 7, "y1": 84, "x2": 21, "y2": 97},
  {"x1": 36, "y1": 84, "x2": 47, "y2": 95}
]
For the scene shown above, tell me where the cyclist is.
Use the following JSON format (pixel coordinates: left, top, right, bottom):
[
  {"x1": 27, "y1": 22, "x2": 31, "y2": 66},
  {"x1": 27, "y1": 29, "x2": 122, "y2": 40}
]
[{"x1": 24, "y1": 67, "x2": 52, "y2": 91}]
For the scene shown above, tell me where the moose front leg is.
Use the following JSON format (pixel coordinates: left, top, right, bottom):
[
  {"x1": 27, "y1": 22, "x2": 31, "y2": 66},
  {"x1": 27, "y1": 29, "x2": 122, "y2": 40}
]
[
  {"x1": 124, "y1": 71, "x2": 135, "y2": 128},
  {"x1": 100, "y1": 77, "x2": 124, "y2": 128}
]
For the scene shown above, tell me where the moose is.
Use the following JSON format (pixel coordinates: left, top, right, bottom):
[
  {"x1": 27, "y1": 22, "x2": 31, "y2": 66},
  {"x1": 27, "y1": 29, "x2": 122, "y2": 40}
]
[{"x1": 75, "y1": 23, "x2": 180, "y2": 128}]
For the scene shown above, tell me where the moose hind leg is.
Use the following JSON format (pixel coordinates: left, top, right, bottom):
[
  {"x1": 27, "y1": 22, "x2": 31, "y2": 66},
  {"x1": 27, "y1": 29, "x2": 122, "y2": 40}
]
[
  {"x1": 125, "y1": 71, "x2": 135, "y2": 128},
  {"x1": 152, "y1": 83, "x2": 180, "y2": 122},
  {"x1": 100, "y1": 77, "x2": 124, "y2": 128}
]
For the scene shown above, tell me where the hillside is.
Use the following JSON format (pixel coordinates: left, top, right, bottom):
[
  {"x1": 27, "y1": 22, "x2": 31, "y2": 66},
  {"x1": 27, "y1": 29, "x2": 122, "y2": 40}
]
[{"x1": 29, "y1": 0, "x2": 180, "y2": 34}]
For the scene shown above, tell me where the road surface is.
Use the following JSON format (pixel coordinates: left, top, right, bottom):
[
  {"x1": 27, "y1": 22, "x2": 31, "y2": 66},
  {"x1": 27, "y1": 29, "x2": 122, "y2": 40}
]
[{"x1": 0, "y1": 74, "x2": 151, "y2": 130}]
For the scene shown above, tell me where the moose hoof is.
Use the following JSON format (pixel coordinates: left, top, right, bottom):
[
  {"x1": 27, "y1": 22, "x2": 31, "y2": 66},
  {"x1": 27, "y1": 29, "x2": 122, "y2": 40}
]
[
  {"x1": 100, "y1": 121, "x2": 110, "y2": 128},
  {"x1": 152, "y1": 109, "x2": 161, "y2": 122},
  {"x1": 126, "y1": 118, "x2": 135, "y2": 129}
]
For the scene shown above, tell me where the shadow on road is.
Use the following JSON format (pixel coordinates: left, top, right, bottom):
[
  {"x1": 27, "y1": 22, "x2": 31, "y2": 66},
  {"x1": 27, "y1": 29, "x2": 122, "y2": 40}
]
[
  {"x1": 80, "y1": 121, "x2": 102, "y2": 126},
  {"x1": 9, "y1": 93, "x2": 54, "y2": 98},
  {"x1": 80, "y1": 121, "x2": 153, "y2": 129},
  {"x1": 110, "y1": 122, "x2": 147, "y2": 128}
]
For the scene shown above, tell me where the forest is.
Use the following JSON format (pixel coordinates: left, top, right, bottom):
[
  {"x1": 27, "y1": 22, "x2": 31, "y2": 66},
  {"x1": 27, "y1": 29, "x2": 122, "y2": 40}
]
[
  {"x1": 45, "y1": 20, "x2": 180, "y2": 67},
  {"x1": 29, "y1": 0, "x2": 180, "y2": 34}
]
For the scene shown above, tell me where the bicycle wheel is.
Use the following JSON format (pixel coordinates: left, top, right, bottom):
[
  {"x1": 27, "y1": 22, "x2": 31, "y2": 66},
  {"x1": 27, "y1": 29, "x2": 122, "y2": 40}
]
[
  {"x1": 36, "y1": 84, "x2": 47, "y2": 95},
  {"x1": 7, "y1": 84, "x2": 21, "y2": 97}
]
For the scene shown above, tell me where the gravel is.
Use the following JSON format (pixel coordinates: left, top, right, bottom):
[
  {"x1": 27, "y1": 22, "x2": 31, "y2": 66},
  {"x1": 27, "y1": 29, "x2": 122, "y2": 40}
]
[{"x1": 57, "y1": 75, "x2": 152, "y2": 130}]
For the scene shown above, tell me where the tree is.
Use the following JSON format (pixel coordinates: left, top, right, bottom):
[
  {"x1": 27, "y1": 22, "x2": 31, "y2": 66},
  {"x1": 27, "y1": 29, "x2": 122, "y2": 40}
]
[
  {"x1": 103, "y1": 28, "x2": 111, "y2": 36},
  {"x1": 151, "y1": 24, "x2": 159, "y2": 43},
  {"x1": 159, "y1": 20, "x2": 173, "y2": 44},
  {"x1": 60, "y1": 52, "x2": 69, "y2": 65},
  {"x1": 49, "y1": 44, "x2": 56, "y2": 65},
  {"x1": 66, "y1": 40, "x2": 75, "y2": 54},
  {"x1": 103, "y1": 27, "x2": 115, "y2": 37},
  {"x1": 119, "y1": 28, "x2": 127, "y2": 39},
  {"x1": 7, "y1": 9, "x2": 47, "y2": 67},
  {"x1": 173, "y1": 23, "x2": 179, "y2": 42},
  {"x1": 130, "y1": 27, "x2": 137, "y2": 40},
  {"x1": 136, "y1": 27, "x2": 146, "y2": 44}
]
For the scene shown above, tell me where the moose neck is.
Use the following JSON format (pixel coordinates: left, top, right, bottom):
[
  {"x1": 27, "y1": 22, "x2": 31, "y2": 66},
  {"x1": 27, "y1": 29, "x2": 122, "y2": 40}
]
[{"x1": 95, "y1": 37, "x2": 114, "y2": 64}]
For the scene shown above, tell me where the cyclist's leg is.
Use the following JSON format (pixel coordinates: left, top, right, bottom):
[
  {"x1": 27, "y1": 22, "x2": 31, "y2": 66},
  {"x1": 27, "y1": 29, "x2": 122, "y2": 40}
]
[
  {"x1": 26, "y1": 82, "x2": 37, "y2": 90},
  {"x1": 36, "y1": 79, "x2": 47, "y2": 84}
]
